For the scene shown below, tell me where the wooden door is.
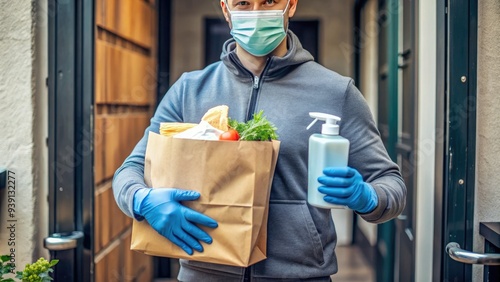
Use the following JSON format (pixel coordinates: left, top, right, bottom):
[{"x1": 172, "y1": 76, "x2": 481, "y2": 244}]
[{"x1": 93, "y1": 0, "x2": 158, "y2": 281}]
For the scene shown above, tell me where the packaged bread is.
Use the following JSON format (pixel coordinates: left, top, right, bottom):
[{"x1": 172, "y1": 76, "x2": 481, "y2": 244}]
[{"x1": 201, "y1": 105, "x2": 229, "y2": 131}]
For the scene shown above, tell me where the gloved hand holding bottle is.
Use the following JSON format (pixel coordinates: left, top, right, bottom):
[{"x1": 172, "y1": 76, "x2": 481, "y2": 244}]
[
  {"x1": 133, "y1": 188, "x2": 218, "y2": 255},
  {"x1": 317, "y1": 167, "x2": 378, "y2": 213}
]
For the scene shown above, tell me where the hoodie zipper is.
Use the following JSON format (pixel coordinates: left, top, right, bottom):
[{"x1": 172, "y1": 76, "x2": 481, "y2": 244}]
[
  {"x1": 246, "y1": 59, "x2": 272, "y2": 121},
  {"x1": 227, "y1": 53, "x2": 273, "y2": 121},
  {"x1": 253, "y1": 76, "x2": 260, "y2": 89}
]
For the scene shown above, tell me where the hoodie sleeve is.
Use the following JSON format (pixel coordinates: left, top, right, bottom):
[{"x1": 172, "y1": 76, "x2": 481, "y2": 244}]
[
  {"x1": 112, "y1": 77, "x2": 185, "y2": 219},
  {"x1": 340, "y1": 80, "x2": 407, "y2": 223}
]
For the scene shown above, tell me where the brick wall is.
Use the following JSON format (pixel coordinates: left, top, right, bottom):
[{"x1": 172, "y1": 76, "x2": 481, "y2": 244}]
[{"x1": 94, "y1": 0, "x2": 157, "y2": 281}]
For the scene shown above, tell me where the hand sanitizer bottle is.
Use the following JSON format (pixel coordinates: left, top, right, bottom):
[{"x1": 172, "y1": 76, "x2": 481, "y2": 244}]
[{"x1": 307, "y1": 112, "x2": 350, "y2": 209}]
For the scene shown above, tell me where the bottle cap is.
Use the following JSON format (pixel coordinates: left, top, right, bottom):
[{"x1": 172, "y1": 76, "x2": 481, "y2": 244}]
[{"x1": 306, "y1": 112, "x2": 341, "y2": 135}]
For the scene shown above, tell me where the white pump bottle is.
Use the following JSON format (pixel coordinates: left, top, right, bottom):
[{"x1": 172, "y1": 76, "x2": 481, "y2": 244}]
[{"x1": 306, "y1": 112, "x2": 350, "y2": 209}]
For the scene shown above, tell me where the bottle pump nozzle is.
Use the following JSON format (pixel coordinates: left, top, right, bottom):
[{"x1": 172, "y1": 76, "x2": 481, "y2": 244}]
[{"x1": 306, "y1": 112, "x2": 341, "y2": 135}]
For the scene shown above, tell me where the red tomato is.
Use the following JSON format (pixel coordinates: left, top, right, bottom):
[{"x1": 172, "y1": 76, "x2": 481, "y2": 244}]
[{"x1": 219, "y1": 129, "x2": 240, "y2": 141}]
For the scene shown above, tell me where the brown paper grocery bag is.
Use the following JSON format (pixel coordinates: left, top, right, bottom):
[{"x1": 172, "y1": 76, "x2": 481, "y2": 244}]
[{"x1": 131, "y1": 132, "x2": 280, "y2": 267}]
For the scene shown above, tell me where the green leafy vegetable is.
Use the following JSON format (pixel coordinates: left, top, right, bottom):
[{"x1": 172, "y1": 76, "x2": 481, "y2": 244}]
[{"x1": 228, "y1": 111, "x2": 279, "y2": 141}]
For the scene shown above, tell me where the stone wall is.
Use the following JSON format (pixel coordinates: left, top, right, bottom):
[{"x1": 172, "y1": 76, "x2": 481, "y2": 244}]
[
  {"x1": 474, "y1": 0, "x2": 500, "y2": 280},
  {"x1": 0, "y1": 0, "x2": 42, "y2": 273}
]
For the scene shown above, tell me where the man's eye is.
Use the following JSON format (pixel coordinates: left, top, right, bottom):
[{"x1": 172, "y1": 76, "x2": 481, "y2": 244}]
[
  {"x1": 263, "y1": 0, "x2": 280, "y2": 8},
  {"x1": 234, "y1": 1, "x2": 250, "y2": 6},
  {"x1": 264, "y1": 0, "x2": 278, "y2": 5}
]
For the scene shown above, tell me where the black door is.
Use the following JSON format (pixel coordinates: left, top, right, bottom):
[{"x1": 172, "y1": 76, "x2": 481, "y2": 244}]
[
  {"x1": 46, "y1": 0, "x2": 94, "y2": 281},
  {"x1": 434, "y1": 0, "x2": 478, "y2": 281}
]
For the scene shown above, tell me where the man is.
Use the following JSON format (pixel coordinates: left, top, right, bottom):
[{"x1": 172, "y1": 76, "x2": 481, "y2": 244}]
[{"x1": 113, "y1": 0, "x2": 406, "y2": 281}]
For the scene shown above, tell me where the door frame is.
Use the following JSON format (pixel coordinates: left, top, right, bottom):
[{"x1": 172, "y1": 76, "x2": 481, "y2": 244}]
[
  {"x1": 48, "y1": 0, "x2": 94, "y2": 280},
  {"x1": 155, "y1": 0, "x2": 175, "y2": 278},
  {"x1": 376, "y1": 1, "x2": 399, "y2": 281},
  {"x1": 433, "y1": 0, "x2": 478, "y2": 280},
  {"x1": 157, "y1": 0, "x2": 172, "y2": 105},
  {"x1": 393, "y1": 0, "x2": 418, "y2": 280}
]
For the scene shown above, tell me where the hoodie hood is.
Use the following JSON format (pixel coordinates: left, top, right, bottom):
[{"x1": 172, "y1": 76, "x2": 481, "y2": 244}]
[{"x1": 221, "y1": 30, "x2": 315, "y2": 79}]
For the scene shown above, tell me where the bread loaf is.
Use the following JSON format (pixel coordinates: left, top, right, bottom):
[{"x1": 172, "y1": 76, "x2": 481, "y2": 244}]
[{"x1": 201, "y1": 105, "x2": 229, "y2": 131}]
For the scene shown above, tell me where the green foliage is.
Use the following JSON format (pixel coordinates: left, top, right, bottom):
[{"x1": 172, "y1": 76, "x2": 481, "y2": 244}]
[
  {"x1": 0, "y1": 255, "x2": 15, "y2": 282},
  {"x1": 15, "y1": 257, "x2": 59, "y2": 282},
  {"x1": 229, "y1": 110, "x2": 279, "y2": 141},
  {"x1": 0, "y1": 256, "x2": 58, "y2": 282}
]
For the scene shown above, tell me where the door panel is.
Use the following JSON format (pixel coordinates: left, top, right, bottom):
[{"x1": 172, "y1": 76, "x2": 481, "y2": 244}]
[
  {"x1": 288, "y1": 21, "x2": 320, "y2": 62},
  {"x1": 205, "y1": 19, "x2": 231, "y2": 66},
  {"x1": 93, "y1": 0, "x2": 158, "y2": 281}
]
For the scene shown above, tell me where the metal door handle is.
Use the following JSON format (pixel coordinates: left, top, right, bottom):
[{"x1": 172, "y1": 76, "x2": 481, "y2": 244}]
[
  {"x1": 446, "y1": 242, "x2": 500, "y2": 265},
  {"x1": 44, "y1": 231, "x2": 84, "y2": 251}
]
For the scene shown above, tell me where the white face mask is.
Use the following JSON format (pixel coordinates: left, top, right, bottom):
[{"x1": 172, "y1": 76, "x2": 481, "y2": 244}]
[{"x1": 225, "y1": 1, "x2": 290, "y2": 57}]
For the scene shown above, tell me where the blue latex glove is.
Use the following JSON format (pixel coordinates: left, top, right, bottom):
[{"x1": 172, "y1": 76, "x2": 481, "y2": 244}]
[
  {"x1": 133, "y1": 188, "x2": 218, "y2": 255},
  {"x1": 317, "y1": 167, "x2": 378, "y2": 213}
]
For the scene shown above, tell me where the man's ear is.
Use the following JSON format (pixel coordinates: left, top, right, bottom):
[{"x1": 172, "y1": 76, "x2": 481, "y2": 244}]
[
  {"x1": 288, "y1": 0, "x2": 298, "y2": 18},
  {"x1": 221, "y1": 0, "x2": 230, "y2": 23}
]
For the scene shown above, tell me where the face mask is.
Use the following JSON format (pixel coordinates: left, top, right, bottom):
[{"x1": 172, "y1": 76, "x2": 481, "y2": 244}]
[{"x1": 226, "y1": 1, "x2": 290, "y2": 57}]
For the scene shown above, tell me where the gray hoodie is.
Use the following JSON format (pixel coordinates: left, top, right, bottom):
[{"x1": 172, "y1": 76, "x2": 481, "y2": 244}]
[{"x1": 112, "y1": 31, "x2": 406, "y2": 281}]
